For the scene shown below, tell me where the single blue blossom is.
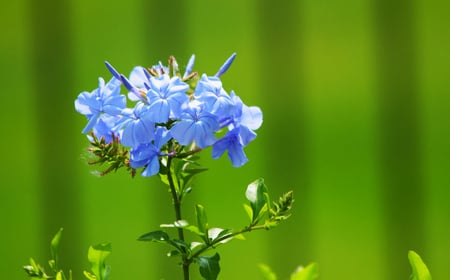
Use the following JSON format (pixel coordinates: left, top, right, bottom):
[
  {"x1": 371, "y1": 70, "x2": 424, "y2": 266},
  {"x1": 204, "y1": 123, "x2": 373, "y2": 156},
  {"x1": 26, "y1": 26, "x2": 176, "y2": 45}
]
[
  {"x1": 170, "y1": 101, "x2": 219, "y2": 148},
  {"x1": 212, "y1": 126, "x2": 256, "y2": 167},
  {"x1": 212, "y1": 92, "x2": 262, "y2": 167},
  {"x1": 130, "y1": 127, "x2": 171, "y2": 177},
  {"x1": 146, "y1": 74, "x2": 190, "y2": 123},
  {"x1": 194, "y1": 74, "x2": 235, "y2": 117},
  {"x1": 118, "y1": 102, "x2": 155, "y2": 147},
  {"x1": 89, "y1": 115, "x2": 121, "y2": 143},
  {"x1": 228, "y1": 91, "x2": 263, "y2": 132},
  {"x1": 75, "y1": 77, "x2": 125, "y2": 134}
]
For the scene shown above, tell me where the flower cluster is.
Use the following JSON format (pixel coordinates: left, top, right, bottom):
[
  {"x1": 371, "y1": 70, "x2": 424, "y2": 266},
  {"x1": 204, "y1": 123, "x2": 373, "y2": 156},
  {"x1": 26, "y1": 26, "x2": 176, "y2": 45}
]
[{"x1": 75, "y1": 54, "x2": 262, "y2": 177}]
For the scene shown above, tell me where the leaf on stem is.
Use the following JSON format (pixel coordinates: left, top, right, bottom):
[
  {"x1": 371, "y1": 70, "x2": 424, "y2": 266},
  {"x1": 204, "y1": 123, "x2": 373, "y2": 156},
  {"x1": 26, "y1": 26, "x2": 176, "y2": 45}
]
[
  {"x1": 138, "y1": 230, "x2": 191, "y2": 257},
  {"x1": 208, "y1": 228, "x2": 233, "y2": 244},
  {"x1": 85, "y1": 243, "x2": 112, "y2": 280},
  {"x1": 197, "y1": 253, "x2": 221, "y2": 280},
  {"x1": 160, "y1": 220, "x2": 205, "y2": 236},
  {"x1": 243, "y1": 203, "x2": 254, "y2": 223},
  {"x1": 50, "y1": 228, "x2": 64, "y2": 271},
  {"x1": 196, "y1": 204, "x2": 209, "y2": 242},
  {"x1": 138, "y1": 230, "x2": 170, "y2": 242},
  {"x1": 245, "y1": 178, "x2": 269, "y2": 224}
]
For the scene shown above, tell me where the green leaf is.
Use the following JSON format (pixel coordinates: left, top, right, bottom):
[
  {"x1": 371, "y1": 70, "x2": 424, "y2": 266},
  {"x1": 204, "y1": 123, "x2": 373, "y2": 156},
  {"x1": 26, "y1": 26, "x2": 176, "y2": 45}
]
[
  {"x1": 159, "y1": 220, "x2": 204, "y2": 236},
  {"x1": 87, "y1": 243, "x2": 112, "y2": 280},
  {"x1": 258, "y1": 263, "x2": 278, "y2": 280},
  {"x1": 245, "y1": 178, "x2": 269, "y2": 223},
  {"x1": 56, "y1": 271, "x2": 64, "y2": 280},
  {"x1": 83, "y1": 271, "x2": 96, "y2": 280},
  {"x1": 409, "y1": 250, "x2": 432, "y2": 280},
  {"x1": 184, "y1": 225, "x2": 205, "y2": 236},
  {"x1": 290, "y1": 263, "x2": 319, "y2": 280},
  {"x1": 196, "y1": 204, "x2": 209, "y2": 241},
  {"x1": 170, "y1": 239, "x2": 190, "y2": 253},
  {"x1": 209, "y1": 228, "x2": 233, "y2": 244},
  {"x1": 243, "y1": 203, "x2": 253, "y2": 223},
  {"x1": 138, "y1": 230, "x2": 190, "y2": 255},
  {"x1": 50, "y1": 228, "x2": 64, "y2": 271},
  {"x1": 24, "y1": 258, "x2": 47, "y2": 278},
  {"x1": 197, "y1": 253, "x2": 221, "y2": 280},
  {"x1": 167, "y1": 250, "x2": 181, "y2": 257},
  {"x1": 138, "y1": 230, "x2": 170, "y2": 242}
]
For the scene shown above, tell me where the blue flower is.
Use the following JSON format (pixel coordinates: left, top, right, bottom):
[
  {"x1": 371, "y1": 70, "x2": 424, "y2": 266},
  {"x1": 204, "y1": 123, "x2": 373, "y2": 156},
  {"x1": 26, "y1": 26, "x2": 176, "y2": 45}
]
[
  {"x1": 212, "y1": 92, "x2": 262, "y2": 167},
  {"x1": 130, "y1": 127, "x2": 172, "y2": 177},
  {"x1": 212, "y1": 126, "x2": 256, "y2": 167},
  {"x1": 146, "y1": 74, "x2": 190, "y2": 123},
  {"x1": 118, "y1": 102, "x2": 155, "y2": 147},
  {"x1": 194, "y1": 74, "x2": 235, "y2": 117},
  {"x1": 75, "y1": 77, "x2": 125, "y2": 134},
  {"x1": 170, "y1": 101, "x2": 219, "y2": 148},
  {"x1": 88, "y1": 115, "x2": 120, "y2": 143},
  {"x1": 228, "y1": 91, "x2": 263, "y2": 132}
]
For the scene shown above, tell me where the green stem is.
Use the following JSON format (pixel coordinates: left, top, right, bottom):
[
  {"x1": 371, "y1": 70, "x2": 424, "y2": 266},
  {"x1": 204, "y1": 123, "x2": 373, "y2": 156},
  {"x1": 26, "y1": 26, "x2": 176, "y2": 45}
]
[
  {"x1": 187, "y1": 224, "x2": 267, "y2": 263},
  {"x1": 174, "y1": 147, "x2": 202, "y2": 159},
  {"x1": 166, "y1": 156, "x2": 190, "y2": 280}
]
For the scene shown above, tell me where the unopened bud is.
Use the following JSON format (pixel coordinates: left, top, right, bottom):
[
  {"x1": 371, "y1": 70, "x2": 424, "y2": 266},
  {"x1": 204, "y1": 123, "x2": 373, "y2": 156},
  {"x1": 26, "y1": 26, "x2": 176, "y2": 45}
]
[{"x1": 215, "y1": 52, "x2": 236, "y2": 77}]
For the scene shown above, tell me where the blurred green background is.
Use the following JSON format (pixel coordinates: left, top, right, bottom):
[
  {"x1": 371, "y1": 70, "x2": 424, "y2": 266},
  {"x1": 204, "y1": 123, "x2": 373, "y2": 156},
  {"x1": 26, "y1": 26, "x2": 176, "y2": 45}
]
[{"x1": 1, "y1": 0, "x2": 450, "y2": 279}]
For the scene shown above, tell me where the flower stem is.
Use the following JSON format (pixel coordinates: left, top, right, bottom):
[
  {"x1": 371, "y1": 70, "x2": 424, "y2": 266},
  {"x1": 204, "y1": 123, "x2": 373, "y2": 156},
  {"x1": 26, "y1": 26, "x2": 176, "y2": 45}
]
[
  {"x1": 187, "y1": 224, "x2": 267, "y2": 263},
  {"x1": 166, "y1": 156, "x2": 190, "y2": 280}
]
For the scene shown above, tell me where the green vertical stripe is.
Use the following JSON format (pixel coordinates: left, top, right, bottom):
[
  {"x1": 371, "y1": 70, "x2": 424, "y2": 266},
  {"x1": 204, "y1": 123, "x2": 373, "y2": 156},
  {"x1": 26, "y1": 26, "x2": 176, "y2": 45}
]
[
  {"x1": 28, "y1": 0, "x2": 84, "y2": 273},
  {"x1": 374, "y1": 0, "x2": 425, "y2": 279},
  {"x1": 256, "y1": 0, "x2": 313, "y2": 274},
  {"x1": 140, "y1": 0, "x2": 189, "y2": 60},
  {"x1": 0, "y1": 1, "x2": 41, "y2": 278},
  {"x1": 416, "y1": 0, "x2": 450, "y2": 278}
]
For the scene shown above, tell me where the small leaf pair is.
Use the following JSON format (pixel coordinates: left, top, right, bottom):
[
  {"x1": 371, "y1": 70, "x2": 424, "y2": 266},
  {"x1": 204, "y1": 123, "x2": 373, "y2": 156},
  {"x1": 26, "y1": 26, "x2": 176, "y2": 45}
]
[{"x1": 244, "y1": 178, "x2": 270, "y2": 224}]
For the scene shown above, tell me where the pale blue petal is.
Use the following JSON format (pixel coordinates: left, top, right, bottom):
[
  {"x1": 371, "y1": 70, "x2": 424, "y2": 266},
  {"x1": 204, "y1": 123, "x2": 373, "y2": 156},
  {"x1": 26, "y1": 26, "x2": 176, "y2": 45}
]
[
  {"x1": 141, "y1": 156, "x2": 160, "y2": 177},
  {"x1": 129, "y1": 66, "x2": 147, "y2": 88},
  {"x1": 194, "y1": 124, "x2": 216, "y2": 148},
  {"x1": 237, "y1": 126, "x2": 257, "y2": 146},
  {"x1": 241, "y1": 105, "x2": 263, "y2": 130},
  {"x1": 154, "y1": 127, "x2": 171, "y2": 149},
  {"x1": 103, "y1": 95, "x2": 127, "y2": 115},
  {"x1": 82, "y1": 114, "x2": 99, "y2": 134},
  {"x1": 227, "y1": 142, "x2": 248, "y2": 167},
  {"x1": 171, "y1": 120, "x2": 195, "y2": 146},
  {"x1": 74, "y1": 93, "x2": 94, "y2": 115},
  {"x1": 133, "y1": 120, "x2": 154, "y2": 144},
  {"x1": 121, "y1": 122, "x2": 136, "y2": 147},
  {"x1": 212, "y1": 138, "x2": 227, "y2": 159},
  {"x1": 148, "y1": 99, "x2": 170, "y2": 123}
]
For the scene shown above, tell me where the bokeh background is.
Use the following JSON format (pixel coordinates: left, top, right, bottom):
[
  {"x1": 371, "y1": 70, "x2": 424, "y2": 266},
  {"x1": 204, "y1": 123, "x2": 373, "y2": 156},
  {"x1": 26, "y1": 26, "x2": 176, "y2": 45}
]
[{"x1": 1, "y1": 0, "x2": 450, "y2": 279}]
